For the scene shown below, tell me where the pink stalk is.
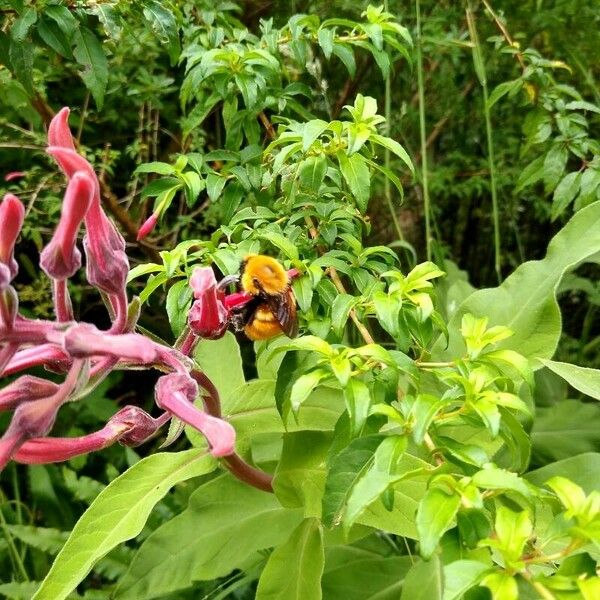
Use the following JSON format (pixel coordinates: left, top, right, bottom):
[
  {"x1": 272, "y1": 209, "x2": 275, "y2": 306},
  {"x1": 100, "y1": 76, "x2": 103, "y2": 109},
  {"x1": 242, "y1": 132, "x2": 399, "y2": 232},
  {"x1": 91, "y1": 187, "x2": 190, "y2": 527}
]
[
  {"x1": 4, "y1": 172, "x2": 25, "y2": 182},
  {"x1": 53, "y1": 279, "x2": 73, "y2": 322},
  {"x1": 0, "y1": 376, "x2": 59, "y2": 411}
]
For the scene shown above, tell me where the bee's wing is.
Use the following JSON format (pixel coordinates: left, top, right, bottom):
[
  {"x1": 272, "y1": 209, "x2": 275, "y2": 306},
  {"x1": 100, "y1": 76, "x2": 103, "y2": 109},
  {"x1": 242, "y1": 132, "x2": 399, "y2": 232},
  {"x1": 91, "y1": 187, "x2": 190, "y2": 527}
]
[{"x1": 267, "y1": 289, "x2": 298, "y2": 338}]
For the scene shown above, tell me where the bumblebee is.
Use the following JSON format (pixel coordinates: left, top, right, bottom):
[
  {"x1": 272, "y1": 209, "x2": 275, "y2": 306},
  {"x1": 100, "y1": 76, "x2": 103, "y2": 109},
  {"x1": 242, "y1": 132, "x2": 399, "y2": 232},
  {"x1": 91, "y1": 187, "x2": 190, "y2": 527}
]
[{"x1": 229, "y1": 254, "x2": 298, "y2": 341}]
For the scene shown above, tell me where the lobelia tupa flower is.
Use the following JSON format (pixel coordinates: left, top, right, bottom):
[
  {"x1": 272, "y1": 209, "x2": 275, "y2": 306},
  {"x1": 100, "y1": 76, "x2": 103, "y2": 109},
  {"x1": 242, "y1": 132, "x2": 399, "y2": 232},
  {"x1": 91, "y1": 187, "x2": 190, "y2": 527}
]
[{"x1": 0, "y1": 107, "x2": 273, "y2": 490}]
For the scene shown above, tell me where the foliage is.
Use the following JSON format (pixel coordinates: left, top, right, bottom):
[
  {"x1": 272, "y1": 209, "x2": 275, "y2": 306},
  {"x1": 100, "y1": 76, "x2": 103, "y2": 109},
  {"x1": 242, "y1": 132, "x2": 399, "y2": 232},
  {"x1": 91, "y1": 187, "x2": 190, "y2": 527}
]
[{"x1": 1, "y1": 1, "x2": 600, "y2": 600}]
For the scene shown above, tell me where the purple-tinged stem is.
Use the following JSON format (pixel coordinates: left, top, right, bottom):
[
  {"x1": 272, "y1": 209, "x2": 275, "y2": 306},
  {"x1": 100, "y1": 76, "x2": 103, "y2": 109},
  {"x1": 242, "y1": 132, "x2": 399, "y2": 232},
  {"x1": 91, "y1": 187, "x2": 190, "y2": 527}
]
[
  {"x1": 190, "y1": 367, "x2": 273, "y2": 492},
  {"x1": 108, "y1": 290, "x2": 128, "y2": 334},
  {"x1": 178, "y1": 327, "x2": 198, "y2": 357},
  {"x1": 53, "y1": 279, "x2": 73, "y2": 322}
]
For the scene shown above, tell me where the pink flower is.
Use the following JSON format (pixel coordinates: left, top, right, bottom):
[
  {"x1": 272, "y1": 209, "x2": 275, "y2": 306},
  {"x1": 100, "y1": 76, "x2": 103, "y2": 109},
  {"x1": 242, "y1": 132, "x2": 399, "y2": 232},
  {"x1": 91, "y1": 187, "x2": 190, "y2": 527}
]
[
  {"x1": 0, "y1": 194, "x2": 25, "y2": 280},
  {"x1": 48, "y1": 107, "x2": 76, "y2": 151},
  {"x1": 137, "y1": 211, "x2": 159, "y2": 241},
  {"x1": 62, "y1": 324, "x2": 159, "y2": 363},
  {"x1": 40, "y1": 171, "x2": 95, "y2": 280},
  {"x1": 188, "y1": 267, "x2": 231, "y2": 339},
  {"x1": 155, "y1": 372, "x2": 236, "y2": 457}
]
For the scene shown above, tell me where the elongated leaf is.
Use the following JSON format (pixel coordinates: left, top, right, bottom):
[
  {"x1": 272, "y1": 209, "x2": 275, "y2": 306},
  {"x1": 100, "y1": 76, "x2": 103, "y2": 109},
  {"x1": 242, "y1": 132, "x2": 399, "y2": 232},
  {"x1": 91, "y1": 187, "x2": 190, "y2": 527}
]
[
  {"x1": 433, "y1": 202, "x2": 600, "y2": 363},
  {"x1": 72, "y1": 27, "x2": 108, "y2": 109},
  {"x1": 33, "y1": 451, "x2": 217, "y2": 600},
  {"x1": 539, "y1": 359, "x2": 600, "y2": 400},
  {"x1": 114, "y1": 476, "x2": 303, "y2": 599},
  {"x1": 322, "y1": 435, "x2": 384, "y2": 527},
  {"x1": 338, "y1": 151, "x2": 371, "y2": 212},
  {"x1": 443, "y1": 560, "x2": 491, "y2": 600},
  {"x1": 416, "y1": 487, "x2": 460, "y2": 558},
  {"x1": 255, "y1": 518, "x2": 324, "y2": 600}
]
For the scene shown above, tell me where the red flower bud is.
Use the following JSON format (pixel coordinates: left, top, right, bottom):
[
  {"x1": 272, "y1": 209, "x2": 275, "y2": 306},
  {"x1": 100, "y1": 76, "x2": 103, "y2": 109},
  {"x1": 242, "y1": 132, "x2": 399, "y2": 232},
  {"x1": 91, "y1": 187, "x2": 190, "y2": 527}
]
[
  {"x1": 0, "y1": 194, "x2": 25, "y2": 280},
  {"x1": 40, "y1": 171, "x2": 95, "y2": 280},
  {"x1": 4, "y1": 171, "x2": 25, "y2": 182}
]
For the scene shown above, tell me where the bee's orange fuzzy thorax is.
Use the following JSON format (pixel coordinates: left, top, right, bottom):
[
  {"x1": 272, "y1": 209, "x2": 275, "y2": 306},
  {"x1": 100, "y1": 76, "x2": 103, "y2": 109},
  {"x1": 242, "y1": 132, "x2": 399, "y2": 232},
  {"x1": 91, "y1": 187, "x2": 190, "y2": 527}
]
[{"x1": 241, "y1": 254, "x2": 289, "y2": 296}]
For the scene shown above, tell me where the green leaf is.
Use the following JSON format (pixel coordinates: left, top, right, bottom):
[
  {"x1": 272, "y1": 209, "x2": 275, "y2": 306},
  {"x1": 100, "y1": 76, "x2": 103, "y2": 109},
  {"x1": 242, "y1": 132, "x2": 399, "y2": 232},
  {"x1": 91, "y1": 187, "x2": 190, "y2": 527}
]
[
  {"x1": 165, "y1": 279, "x2": 192, "y2": 337},
  {"x1": 331, "y1": 293, "x2": 357, "y2": 337},
  {"x1": 472, "y1": 465, "x2": 533, "y2": 500},
  {"x1": 33, "y1": 451, "x2": 217, "y2": 600},
  {"x1": 331, "y1": 42, "x2": 356, "y2": 77},
  {"x1": 317, "y1": 27, "x2": 334, "y2": 59},
  {"x1": 274, "y1": 432, "x2": 332, "y2": 517},
  {"x1": 72, "y1": 27, "x2": 108, "y2": 109},
  {"x1": 290, "y1": 369, "x2": 330, "y2": 414},
  {"x1": 142, "y1": 0, "x2": 179, "y2": 64},
  {"x1": 8, "y1": 38, "x2": 33, "y2": 94},
  {"x1": 322, "y1": 435, "x2": 384, "y2": 527},
  {"x1": 526, "y1": 453, "x2": 600, "y2": 494},
  {"x1": 487, "y1": 79, "x2": 522, "y2": 110},
  {"x1": 37, "y1": 18, "x2": 72, "y2": 58},
  {"x1": 370, "y1": 133, "x2": 414, "y2": 174},
  {"x1": 542, "y1": 145, "x2": 568, "y2": 191},
  {"x1": 343, "y1": 378, "x2": 373, "y2": 436},
  {"x1": 255, "y1": 518, "x2": 324, "y2": 600},
  {"x1": 400, "y1": 556, "x2": 443, "y2": 600},
  {"x1": 481, "y1": 572, "x2": 518, "y2": 600},
  {"x1": 552, "y1": 171, "x2": 581, "y2": 220},
  {"x1": 258, "y1": 230, "x2": 300, "y2": 260},
  {"x1": 299, "y1": 154, "x2": 328, "y2": 192},
  {"x1": 134, "y1": 161, "x2": 175, "y2": 175},
  {"x1": 416, "y1": 486, "x2": 460, "y2": 558},
  {"x1": 302, "y1": 119, "x2": 329, "y2": 152},
  {"x1": 45, "y1": 5, "x2": 78, "y2": 39},
  {"x1": 539, "y1": 359, "x2": 600, "y2": 400},
  {"x1": 322, "y1": 545, "x2": 413, "y2": 600},
  {"x1": 11, "y1": 7, "x2": 37, "y2": 42},
  {"x1": 434, "y1": 202, "x2": 600, "y2": 364},
  {"x1": 532, "y1": 400, "x2": 600, "y2": 464},
  {"x1": 443, "y1": 560, "x2": 491, "y2": 600},
  {"x1": 114, "y1": 476, "x2": 303, "y2": 599},
  {"x1": 515, "y1": 155, "x2": 545, "y2": 192},
  {"x1": 372, "y1": 291, "x2": 401, "y2": 338},
  {"x1": 338, "y1": 151, "x2": 371, "y2": 212},
  {"x1": 344, "y1": 436, "x2": 408, "y2": 529}
]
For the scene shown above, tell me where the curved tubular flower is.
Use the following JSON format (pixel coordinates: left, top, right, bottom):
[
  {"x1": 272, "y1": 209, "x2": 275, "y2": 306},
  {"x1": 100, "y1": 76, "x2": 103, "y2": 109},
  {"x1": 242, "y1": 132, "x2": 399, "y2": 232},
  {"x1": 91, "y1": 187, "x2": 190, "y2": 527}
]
[
  {"x1": 0, "y1": 376, "x2": 59, "y2": 411},
  {"x1": 40, "y1": 171, "x2": 95, "y2": 281},
  {"x1": 14, "y1": 406, "x2": 171, "y2": 464},
  {"x1": 137, "y1": 211, "x2": 159, "y2": 241},
  {"x1": 0, "y1": 194, "x2": 25, "y2": 280},
  {"x1": 155, "y1": 373, "x2": 236, "y2": 458}
]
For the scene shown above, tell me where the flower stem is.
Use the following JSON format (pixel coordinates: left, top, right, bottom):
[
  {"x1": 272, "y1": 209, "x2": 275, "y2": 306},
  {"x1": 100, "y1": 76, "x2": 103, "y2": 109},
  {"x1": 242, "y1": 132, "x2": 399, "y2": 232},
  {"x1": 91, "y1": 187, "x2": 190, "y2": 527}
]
[{"x1": 53, "y1": 279, "x2": 73, "y2": 322}]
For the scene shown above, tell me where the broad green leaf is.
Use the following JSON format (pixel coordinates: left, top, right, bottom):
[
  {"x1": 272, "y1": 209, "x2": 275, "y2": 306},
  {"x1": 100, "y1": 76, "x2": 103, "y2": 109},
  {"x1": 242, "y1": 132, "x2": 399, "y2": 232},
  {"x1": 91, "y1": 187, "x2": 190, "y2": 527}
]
[
  {"x1": 538, "y1": 359, "x2": 600, "y2": 401},
  {"x1": 134, "y1": 161, "x2": 175, "y2": 175},
  {"x1": 472, "y1": 465, "x2": 533, "y2": 500},
  {"x1": 142, "y1": 0, "x2": 179, "y2": 63},
  {"x1": 343, "y1": 378, "x2": 372, "y2": 436},
  {"x1": 481, "y1": 572, "x2": 518, "y2": 600},
  {"x1": 331, "y1": 293, "x2": 357, "y2": 337},
  {"x1": 331, "y1": 42, "x2": 356, "y2": 77},
  {"x1": 416, "y1": 486, "x2": 461, "y2": 558},
  {"x1": 72, "y1": 27, "x2": 108, "y2": 109},
  {"x1": 194, "y1": 332, "x2": 245, "y2": 407},
  {"x1": 33, "y1": 451, "x2": 217, "y2": 600},
  {"x1": 526, "y1": 453, "x2": 600, "y2": 494},
  {"x1": 290, "y1": 369, "x2": 330, "y2": 413},
  {"x1": 255, "y1": 518, "x2": 324, "y2": 600},
  {"x1": 273, "y1": 432, "x2": 332, "y2": 517},
  {"x1": 165, "y1": 278, "x2": 192, "y2": 337},
  {"x1": 37, "y1": 17, "x2": 72, "y2": 57},
  {"x1": 114, "y1": 476, "x2": 303, "y2": 599},
  {"x1": 337, "y1": 151, "x2": 371, "y2": 212},
  {"x1": 322, "y1": 545, "x2": 413, "y2": 600},
  {"x1": 317, "y1": 27, "x2": 334, "y2": 59},
  {"x1": 373, "y1": 291, "x2": 401, "y2": 338},
  {"x1": 515, "y1": 155, "x2": 545, "y2": 192},
  {"x1": 532, "y1": 400, "x2": 600, "y2": 464},
  {"x1": 443, "y1": 560, "x2": 491, "y2": 600},
  {"x1": 542, "y1": 144, "x2": 568, "y2": 191},
  {"x1": 400, "y1": 555, "x2": 443, "y2": 600},
  {"x1": 487, "y1": 79, "x2": 522, "y2": 110},
  {"x1": 322, "y1": 435, "x2": 384, "y2": 527},
  {"x1": 434, "y1": 202, "x2": 600, "y2": 364}
]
